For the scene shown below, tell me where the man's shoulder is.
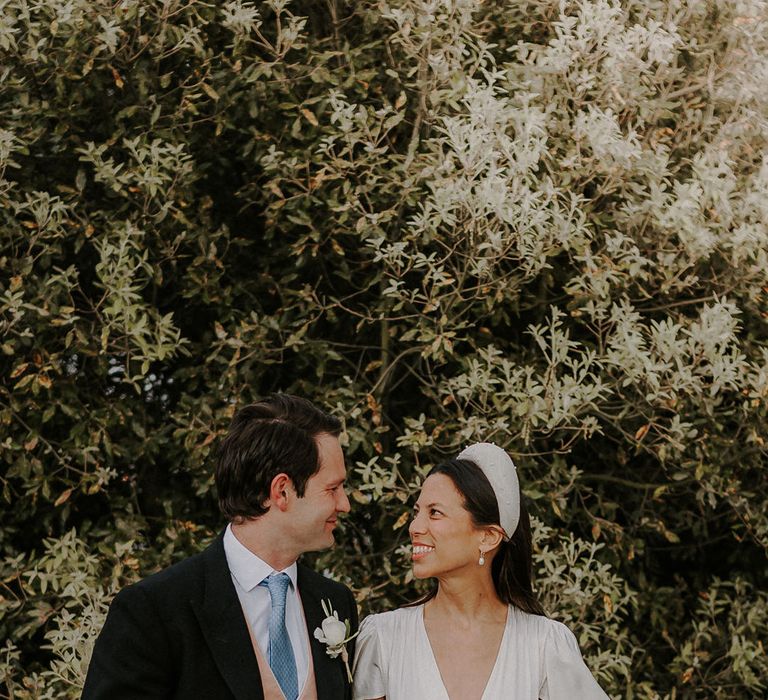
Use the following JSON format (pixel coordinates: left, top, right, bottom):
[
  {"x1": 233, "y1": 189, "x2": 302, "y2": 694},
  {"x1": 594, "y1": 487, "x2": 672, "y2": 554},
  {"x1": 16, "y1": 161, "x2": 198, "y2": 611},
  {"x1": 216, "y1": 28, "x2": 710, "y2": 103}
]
[
  {"x1": 297, "y1": 562, "x2": 359, "y2": 637},
  {"x1": 117, "y1": 536, "x2": 221, "y2": 604}
]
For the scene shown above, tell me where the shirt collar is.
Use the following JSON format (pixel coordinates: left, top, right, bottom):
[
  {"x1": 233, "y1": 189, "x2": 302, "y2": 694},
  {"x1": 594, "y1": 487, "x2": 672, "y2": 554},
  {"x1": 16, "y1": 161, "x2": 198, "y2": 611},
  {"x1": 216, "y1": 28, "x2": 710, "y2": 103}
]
[{"x1": 223, "y1": 522, "x2": 298, "y2": 593}]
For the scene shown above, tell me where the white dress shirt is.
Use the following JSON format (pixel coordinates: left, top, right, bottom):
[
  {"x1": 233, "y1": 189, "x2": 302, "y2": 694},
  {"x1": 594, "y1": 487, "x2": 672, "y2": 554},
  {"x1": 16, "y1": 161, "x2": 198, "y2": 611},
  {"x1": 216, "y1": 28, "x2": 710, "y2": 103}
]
[{"x1": 223, "y1": 523, "x2": 309, "y2": 689}]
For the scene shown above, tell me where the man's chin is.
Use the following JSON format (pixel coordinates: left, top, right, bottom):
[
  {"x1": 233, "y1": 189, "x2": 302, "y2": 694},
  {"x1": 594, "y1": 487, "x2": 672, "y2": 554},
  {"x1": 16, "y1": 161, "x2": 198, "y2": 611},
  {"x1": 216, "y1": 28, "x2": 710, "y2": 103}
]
[{"x1": 303, "y1": 534, "x2": 335, "y2": 553}]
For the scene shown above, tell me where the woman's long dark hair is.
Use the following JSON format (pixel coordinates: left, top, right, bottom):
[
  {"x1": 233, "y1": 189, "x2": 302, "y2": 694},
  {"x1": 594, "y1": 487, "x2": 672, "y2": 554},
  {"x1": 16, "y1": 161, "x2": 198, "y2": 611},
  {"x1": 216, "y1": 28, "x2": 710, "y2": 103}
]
[{"x1": 409, "y1": 458, "x2": 546, "y2": 617}]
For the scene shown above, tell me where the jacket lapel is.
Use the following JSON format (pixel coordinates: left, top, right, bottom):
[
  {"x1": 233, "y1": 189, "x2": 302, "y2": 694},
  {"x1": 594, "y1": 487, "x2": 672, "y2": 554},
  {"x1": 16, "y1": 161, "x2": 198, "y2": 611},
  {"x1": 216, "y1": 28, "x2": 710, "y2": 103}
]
[
  {"x1": 194, "y1": 535, "x2": 264, "y2": 700},
  {"x1": 298, "y1": 566, "x2": 347, "y2": 700}
]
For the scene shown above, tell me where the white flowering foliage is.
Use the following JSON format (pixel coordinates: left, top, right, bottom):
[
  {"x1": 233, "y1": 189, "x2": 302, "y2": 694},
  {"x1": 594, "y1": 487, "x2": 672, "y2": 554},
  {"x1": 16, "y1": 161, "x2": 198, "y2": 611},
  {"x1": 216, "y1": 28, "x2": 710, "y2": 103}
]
[
  {"x1": 222, "y1": 0, "x2": 262, "y2": 37},
  {"x1": 3, "y1": 0, "x2": 768, "y2": 697},
  {"x1": 93, "y1": 222, "x2": 186, "y2": 380},
  {"x1": 332, "y1": 0, "x2": 768, "y2": 694}
]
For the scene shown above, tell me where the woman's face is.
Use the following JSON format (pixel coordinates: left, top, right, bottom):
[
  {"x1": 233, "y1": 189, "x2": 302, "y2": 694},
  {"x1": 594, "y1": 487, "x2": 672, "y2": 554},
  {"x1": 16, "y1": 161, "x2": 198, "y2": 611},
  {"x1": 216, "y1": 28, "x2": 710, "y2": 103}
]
[{"x1": 408, "y1": 473, "x2": 483, "y2": 579}]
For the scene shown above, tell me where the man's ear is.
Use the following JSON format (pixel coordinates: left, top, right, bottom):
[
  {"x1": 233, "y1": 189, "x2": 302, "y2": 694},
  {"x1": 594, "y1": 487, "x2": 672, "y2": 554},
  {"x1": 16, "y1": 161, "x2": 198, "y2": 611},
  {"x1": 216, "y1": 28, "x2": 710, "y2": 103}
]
[{"x1": 268, "y1": 473, "x2": 294, "y2": 512}]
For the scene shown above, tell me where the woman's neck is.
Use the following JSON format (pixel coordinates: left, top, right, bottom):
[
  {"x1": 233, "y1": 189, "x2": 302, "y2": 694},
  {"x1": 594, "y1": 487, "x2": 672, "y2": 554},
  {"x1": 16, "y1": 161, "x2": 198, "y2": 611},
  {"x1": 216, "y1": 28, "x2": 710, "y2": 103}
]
[{"x1": 428, "y1": 572, "x2": 507, "y2": 625}]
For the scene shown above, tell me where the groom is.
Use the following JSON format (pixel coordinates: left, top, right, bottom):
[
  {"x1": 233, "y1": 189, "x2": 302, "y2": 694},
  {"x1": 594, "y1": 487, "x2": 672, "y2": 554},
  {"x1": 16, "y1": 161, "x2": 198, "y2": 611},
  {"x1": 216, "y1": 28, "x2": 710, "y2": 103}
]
[{"x1": 82, "y1": 394, "x2": 358, "y2": 700}]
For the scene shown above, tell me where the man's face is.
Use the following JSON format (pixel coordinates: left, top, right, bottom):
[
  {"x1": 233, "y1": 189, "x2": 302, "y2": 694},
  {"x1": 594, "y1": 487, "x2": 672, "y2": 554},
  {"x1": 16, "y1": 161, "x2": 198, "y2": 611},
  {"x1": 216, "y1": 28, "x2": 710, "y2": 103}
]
[{"x1": 287, "y1": 432, "x2": 350, "y2": 553}]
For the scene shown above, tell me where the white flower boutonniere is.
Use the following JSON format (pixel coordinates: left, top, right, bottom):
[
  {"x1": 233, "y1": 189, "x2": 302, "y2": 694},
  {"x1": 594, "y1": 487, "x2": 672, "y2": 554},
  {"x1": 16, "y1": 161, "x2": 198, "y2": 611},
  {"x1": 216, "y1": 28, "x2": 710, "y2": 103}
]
[{"x1": 313, "y1": 599, "x2": 359, "y2": 682}]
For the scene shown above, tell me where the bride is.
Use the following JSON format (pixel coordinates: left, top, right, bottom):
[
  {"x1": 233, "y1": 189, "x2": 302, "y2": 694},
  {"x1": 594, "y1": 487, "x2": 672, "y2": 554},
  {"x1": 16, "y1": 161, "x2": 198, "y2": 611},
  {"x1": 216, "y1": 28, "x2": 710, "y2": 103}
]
[{"x1": 352, "y1": 443, "x2": 609, "y2": 700}]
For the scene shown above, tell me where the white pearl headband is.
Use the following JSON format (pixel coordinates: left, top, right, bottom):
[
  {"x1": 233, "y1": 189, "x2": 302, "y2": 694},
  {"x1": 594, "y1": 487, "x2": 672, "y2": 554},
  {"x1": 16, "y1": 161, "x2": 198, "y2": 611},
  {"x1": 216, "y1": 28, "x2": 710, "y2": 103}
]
[{"x1": 457, "y1": 442, "x2": 519, "y2": 540}]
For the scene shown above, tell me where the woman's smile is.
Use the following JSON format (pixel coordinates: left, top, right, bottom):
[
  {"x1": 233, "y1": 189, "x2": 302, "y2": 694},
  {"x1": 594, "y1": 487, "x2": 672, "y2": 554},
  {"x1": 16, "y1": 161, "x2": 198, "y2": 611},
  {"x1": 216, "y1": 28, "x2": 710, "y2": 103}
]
[{"x1": 411, "y1": 543, "x2": 435, "y2": 560}]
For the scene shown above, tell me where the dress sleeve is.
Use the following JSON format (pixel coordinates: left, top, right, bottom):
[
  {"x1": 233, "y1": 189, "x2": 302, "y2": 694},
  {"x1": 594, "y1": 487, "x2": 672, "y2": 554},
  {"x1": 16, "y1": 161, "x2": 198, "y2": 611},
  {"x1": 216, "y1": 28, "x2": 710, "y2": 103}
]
[
  {"x1": 351, "y1": 615, "x2": 386, "y2": 699},
  {"x1": 539, "y1": 621, "x2": 610, "y2": 700}
]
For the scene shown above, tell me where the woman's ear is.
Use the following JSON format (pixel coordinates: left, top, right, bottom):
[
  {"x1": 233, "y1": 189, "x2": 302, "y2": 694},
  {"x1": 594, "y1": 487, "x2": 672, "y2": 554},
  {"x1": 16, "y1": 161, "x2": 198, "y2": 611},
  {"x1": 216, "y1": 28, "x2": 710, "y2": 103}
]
[
  {"x1": 268, "y1": 473, "x2": 293, "y2": 512},
  {"x1": 479, "y1": 526, "x2": 505, "y2": 552}
]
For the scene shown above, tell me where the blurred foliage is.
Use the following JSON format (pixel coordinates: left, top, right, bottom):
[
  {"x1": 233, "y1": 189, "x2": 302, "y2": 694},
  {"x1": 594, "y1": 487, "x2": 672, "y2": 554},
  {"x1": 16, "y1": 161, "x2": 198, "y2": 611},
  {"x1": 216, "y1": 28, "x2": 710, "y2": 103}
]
[{"x1": 1, "y1": 0, "x2": 767, "y2": 697}]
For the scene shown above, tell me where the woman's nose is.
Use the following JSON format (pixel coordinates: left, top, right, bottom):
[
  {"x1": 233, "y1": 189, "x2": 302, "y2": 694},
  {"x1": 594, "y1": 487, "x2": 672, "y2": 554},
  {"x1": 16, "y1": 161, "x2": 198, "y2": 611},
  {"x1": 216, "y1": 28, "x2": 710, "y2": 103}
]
[{"x1": 408, "y1": 511, "x2": 424, "y2": 536}]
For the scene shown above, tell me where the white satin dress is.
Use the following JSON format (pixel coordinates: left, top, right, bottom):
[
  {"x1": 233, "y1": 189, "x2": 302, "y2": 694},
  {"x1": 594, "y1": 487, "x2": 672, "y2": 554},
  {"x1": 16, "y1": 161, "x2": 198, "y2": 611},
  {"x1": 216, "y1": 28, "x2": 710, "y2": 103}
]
[{"x1": 352, "y1": 604, "x2": 610, "y2": 700}]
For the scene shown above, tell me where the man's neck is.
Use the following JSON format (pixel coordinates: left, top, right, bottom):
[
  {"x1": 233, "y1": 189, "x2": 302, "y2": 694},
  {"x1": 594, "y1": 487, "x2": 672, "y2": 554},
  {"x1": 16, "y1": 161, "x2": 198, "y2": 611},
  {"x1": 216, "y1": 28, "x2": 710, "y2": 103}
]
[{"x1": 230, "y1": 519, "x2": 299, "y2": 571}]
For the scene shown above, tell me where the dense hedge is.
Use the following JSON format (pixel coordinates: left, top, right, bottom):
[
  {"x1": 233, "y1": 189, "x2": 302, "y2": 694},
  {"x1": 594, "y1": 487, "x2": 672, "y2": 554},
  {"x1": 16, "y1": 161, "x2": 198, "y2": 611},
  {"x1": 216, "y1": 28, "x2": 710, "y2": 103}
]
[{"x1": 1, "y1": 1, "x2": 767, "y2": 698}]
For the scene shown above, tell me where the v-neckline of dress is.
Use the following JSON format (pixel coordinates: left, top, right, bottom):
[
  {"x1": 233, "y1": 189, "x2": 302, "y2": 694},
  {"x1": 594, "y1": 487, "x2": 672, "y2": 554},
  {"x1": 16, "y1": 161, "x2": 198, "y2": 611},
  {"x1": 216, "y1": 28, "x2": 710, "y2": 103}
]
[{"x1": 418, "y1": 603, "x2": 511, "y2": 700}]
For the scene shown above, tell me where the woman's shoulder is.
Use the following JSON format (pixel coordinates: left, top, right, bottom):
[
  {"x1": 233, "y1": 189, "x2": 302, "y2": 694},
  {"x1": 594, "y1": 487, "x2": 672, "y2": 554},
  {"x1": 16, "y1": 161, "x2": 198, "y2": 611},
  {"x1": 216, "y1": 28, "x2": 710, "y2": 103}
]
[
  {"x1": 508, "y1": 608, "x2": 580, "y2": 648},
  {"x1": 509, "y1": 610, "x2": 609, "y2": 698},
  {"x1": 359, "y1": 604, "x2": 423, "y2": 636},
  {"x1": 356, "y1": 604, "x2": 424, "y2": 664}
]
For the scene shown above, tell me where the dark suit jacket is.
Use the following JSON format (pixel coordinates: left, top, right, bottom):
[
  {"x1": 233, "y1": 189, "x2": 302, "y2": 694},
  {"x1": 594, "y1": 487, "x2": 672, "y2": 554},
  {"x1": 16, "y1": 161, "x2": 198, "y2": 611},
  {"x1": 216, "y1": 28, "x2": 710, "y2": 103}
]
[{"x1": 82, "y1": 534, "x2": 358, "y2": 700}]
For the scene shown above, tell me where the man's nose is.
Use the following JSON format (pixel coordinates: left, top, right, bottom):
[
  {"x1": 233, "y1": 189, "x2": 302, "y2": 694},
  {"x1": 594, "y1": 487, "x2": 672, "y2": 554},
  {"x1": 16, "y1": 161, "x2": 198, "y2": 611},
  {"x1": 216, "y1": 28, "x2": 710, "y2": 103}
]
[{"x1": 337, "y1": 487, "x2": 351, "y2": 513}]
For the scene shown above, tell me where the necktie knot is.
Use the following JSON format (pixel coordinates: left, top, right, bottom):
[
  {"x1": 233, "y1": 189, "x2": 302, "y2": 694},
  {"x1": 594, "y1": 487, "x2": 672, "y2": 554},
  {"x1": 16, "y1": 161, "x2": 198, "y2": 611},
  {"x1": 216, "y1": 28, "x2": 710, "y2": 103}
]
[{"x1": 260, "y1": 572, "x2": 291, "y2": 610}]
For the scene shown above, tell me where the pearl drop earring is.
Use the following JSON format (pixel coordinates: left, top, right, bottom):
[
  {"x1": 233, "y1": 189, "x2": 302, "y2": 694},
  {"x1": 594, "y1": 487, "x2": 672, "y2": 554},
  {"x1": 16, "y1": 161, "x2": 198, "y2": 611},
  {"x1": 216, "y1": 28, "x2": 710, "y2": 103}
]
[{"x1": 478, "y1": 550, "x2": 485, "y2": 566}]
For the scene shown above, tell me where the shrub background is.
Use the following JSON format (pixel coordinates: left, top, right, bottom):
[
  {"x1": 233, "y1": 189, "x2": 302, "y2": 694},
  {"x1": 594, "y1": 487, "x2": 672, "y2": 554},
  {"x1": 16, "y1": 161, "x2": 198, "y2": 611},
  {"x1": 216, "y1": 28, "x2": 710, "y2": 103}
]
[{"x1": 1, "y1": 1, "x2": 767, "y2": 698}]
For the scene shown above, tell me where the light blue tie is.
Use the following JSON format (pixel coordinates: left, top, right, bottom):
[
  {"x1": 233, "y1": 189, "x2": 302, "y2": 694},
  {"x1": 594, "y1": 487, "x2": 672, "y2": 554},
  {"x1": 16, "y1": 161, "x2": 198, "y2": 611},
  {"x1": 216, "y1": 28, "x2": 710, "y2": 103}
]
[{"x1": 259, "y1": 573, "x2": 298, "y2": 700}]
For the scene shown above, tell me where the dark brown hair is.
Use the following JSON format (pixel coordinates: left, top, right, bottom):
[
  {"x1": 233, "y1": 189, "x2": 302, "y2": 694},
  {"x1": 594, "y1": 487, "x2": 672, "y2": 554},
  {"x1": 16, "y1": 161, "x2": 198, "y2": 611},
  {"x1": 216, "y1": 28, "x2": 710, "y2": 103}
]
[
  {"x1": 215, "y1": 394, "x2": 342, "y2": 520},
  {"x1": 413, "y1": 458, "x2": 546, "y2": 616}
]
